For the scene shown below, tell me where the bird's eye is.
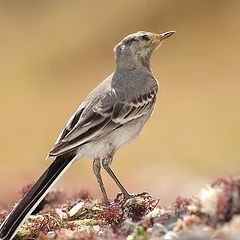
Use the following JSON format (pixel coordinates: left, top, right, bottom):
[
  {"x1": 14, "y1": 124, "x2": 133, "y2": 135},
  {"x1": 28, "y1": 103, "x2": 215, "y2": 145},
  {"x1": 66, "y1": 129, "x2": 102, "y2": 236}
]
[{"x1": 142, "y1": 34, "x2": 150, "y2": 41}]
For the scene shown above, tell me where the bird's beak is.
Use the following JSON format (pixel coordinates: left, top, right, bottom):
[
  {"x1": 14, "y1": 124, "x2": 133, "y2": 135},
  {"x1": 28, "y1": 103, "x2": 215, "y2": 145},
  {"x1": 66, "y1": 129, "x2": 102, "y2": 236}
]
[
  {"x1": 158, "y1": 30, "x2": 176, "y2": 40},
  {"x1": 151, "y1": 31, "x2": 175, "y2": 49}
]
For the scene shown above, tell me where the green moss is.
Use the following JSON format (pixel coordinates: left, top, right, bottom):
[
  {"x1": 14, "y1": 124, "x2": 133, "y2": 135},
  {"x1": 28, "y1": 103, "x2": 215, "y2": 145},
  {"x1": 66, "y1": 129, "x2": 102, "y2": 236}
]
[
  {"x1": 126, "y1": 226, "x2": 148, "y2": 240},
  {"x1": 15, "y1": 228, "x2": 30, "y2": 240}
]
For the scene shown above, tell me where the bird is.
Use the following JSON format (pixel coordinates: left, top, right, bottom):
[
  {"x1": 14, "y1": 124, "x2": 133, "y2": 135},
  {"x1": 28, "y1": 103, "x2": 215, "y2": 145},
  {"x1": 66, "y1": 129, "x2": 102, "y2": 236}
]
[{"x1": 0, "y1": 30, "x2": 175, "y2": 240}]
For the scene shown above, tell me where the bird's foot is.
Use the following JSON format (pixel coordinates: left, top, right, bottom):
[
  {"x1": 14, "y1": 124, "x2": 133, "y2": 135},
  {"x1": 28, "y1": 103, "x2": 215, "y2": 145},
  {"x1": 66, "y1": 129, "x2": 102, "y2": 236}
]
[
  {"x1": 130, "y1": 192, "x2": 150, "y2": 198},
  {"x1": 114, "y1": 191, "x2": 151, "y2": 203},
  {"x1": 102, "y1": 198, "x2": 110, "y2": 206}
]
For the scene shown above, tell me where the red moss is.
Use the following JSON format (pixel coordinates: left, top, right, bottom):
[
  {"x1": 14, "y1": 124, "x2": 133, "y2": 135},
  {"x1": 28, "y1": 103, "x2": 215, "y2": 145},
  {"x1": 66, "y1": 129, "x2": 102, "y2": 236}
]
[
  {"x1": 211, "y1": 176, "x2": 240, "y2": 222},
  {"x1": 0, "y1": 210, "x2": 8, "y2": 225},
  {"x1": 98, "y1": 197, "x2": 124, "y2": 231},
  {"x1": 49, "y1": 230, "x2": 97, "y2": 240},
  {"x1": 125, "y1": 198, "x2": 159, "y2": 222},
  {"x1": 27, "y1": 212, "x2": 74, "y2": 239},
  {"x1": 171, "y1": 197, "x2": 193, "y2": 214},
  {"x1": 3, "y1": 176, "x2": 240, "y2": 239}
]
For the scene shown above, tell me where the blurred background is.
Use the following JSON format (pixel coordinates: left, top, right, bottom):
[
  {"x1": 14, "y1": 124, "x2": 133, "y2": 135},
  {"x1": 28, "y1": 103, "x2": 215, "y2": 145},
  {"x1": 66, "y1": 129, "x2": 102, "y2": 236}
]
[{"x1": 0, "y1": 0, "x2": 240, "y2": 206}]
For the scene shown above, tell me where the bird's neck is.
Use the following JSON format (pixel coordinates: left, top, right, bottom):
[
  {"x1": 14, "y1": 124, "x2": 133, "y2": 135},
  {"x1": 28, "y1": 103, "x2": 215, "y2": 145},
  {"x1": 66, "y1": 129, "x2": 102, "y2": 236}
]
[{"x1": 116, "y1": 55, "x2": 151, "y2": 71}]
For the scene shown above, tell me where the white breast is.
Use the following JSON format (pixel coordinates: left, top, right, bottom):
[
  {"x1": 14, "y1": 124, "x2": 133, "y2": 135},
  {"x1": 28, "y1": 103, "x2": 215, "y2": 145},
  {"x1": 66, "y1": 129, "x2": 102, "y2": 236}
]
[{"x1": 74, "y1": 110, "x2": 153, "y2": 160}]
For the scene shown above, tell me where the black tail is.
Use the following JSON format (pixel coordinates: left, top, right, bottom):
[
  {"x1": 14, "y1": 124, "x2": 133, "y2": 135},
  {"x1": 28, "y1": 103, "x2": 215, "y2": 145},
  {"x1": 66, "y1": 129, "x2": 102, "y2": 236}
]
[{"x1": 0, "y1": 154, "x2": 75, "y2": 240}]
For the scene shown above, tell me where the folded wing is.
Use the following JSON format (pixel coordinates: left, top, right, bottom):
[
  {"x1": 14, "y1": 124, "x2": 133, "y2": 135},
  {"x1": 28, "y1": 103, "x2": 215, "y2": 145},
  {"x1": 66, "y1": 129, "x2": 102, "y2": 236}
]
[{"x1": 49, "y1": 89, "x2": 157, "y2": 156}]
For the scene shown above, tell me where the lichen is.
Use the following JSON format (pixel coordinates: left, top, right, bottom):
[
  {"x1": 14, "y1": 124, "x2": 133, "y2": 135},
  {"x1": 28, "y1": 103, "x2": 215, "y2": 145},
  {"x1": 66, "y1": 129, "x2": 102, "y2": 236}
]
[{"x1": 2, "y1": 176, "x2": 240, "y2": 239}]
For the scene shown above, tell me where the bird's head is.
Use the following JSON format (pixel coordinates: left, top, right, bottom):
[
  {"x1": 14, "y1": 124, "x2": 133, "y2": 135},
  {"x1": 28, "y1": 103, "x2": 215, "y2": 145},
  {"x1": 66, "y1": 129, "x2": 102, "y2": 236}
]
[{"x1": 114, "y1": 31, "x2": 175, "y2": 69}]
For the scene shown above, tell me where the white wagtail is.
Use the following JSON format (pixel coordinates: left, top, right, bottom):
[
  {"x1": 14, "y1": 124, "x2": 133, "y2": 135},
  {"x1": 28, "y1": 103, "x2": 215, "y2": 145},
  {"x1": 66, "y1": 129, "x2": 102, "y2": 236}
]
[{"x1": 0, "y1": 30, "x2": 175, "y2": 240}]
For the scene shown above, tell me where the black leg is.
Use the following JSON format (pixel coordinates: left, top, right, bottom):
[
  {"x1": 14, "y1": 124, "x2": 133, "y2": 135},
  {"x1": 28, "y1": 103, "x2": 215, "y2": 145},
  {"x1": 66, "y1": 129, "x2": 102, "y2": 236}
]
[
  {"x1": 102, "y1": 156, "x2": 131, "y2": 199},
  {"x1": 93, "y1": 158, "x2": 109, "y2": 204}
]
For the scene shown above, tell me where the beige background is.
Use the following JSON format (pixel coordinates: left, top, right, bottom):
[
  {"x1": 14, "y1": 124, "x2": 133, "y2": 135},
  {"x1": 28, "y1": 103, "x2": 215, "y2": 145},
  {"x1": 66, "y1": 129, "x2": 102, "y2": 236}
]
[{"x1": 0, "y1": 0, "x2": 240, "y2": 206}]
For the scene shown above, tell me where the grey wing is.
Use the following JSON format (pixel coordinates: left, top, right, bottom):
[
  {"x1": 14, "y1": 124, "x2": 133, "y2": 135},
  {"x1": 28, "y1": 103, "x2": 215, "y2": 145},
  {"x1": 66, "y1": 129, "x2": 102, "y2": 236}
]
[{"x1": 49, "y1": 89, "x2": 157, "y2": 157}]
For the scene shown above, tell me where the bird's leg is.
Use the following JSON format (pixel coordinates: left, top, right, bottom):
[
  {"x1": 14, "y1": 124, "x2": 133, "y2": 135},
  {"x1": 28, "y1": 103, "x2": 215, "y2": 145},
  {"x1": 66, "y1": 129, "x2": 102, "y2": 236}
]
[
  {"x1": 102, "y1": 155, "x2": 131, "y2": 200},
  {"x1": 93, "y1": 158, "x2": 109, "y2": 204}
]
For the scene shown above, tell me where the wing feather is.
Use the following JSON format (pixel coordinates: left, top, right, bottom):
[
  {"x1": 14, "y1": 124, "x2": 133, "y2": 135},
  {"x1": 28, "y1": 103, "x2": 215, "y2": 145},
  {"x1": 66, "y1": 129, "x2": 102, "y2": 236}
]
[{"x1": 49, "y1": 89, "x2": 157, "y2": 157}]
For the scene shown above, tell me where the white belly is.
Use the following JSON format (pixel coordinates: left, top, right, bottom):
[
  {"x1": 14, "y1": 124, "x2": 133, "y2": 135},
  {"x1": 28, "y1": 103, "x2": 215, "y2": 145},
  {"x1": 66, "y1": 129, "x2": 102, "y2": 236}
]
[{"x1": 74, "y1": 111, "x2": 152, "y2": 160}]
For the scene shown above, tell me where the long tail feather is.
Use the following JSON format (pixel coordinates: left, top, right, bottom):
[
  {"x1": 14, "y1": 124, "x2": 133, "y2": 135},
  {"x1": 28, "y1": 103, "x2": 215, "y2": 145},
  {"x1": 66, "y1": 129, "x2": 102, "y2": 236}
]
[{"x1": 0, "y1": 154, "x2": 75, "y2": 240}]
